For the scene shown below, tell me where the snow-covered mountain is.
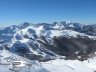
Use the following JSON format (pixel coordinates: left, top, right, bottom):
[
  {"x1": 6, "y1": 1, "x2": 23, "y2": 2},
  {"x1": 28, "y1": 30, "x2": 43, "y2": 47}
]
[
  {"x1": 1, "y1": 21, "x2": 96, "y2": 72},
  {"x1": 0, "y1": 21, "x2": 96, "y2": 61}
]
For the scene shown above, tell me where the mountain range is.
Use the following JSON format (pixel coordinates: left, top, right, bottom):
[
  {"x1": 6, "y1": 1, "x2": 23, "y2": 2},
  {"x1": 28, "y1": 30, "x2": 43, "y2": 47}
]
[{"x1": 0, "y1": 21, "x2": 96, "y2": 61}]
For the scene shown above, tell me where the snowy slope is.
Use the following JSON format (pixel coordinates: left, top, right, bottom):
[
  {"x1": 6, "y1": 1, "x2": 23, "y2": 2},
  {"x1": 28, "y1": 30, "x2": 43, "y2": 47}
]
[
  {"x1": 0, "y1": 49, "x2": 96, "y2": 72},
  {"x1": 0, "y1": 49, "x2": 49, "y2": 72},
  {"x1": 41, "y1": 58, "x2": 96, "y2": 72}
]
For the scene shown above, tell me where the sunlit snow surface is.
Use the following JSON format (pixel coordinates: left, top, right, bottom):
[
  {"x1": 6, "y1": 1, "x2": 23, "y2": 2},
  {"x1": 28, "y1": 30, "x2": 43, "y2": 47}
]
[
  {"x1": 41, "y1": 59, "x2": 94, "y2": 72},
  {"x1": 0, "y1": 49, "x2": 49, "y2": 72},
  {"x1": 0, "y1": 49, "x2": 96, "y2": 72}
]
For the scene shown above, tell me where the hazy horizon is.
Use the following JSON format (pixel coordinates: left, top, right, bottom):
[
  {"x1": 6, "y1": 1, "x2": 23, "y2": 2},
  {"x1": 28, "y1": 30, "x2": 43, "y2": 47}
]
[{"x1": 0, "y1": 0, "x2": 96, "y2": 27}]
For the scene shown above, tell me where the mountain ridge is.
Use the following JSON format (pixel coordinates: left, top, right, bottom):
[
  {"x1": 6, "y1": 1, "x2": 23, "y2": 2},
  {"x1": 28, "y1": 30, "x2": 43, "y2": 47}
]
[{"x1": 0, "y1": 21, "x2": 96, "y2": 61}]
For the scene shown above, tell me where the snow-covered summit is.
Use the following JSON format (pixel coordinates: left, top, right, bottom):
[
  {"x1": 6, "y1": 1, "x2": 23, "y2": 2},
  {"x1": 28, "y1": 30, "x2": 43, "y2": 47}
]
[
  {"x1": 1, "y1": 21, "x2": 96, "y2": 72},
  {"x1": 0, "y1": 21, "x2": 96, "y2": 62}
]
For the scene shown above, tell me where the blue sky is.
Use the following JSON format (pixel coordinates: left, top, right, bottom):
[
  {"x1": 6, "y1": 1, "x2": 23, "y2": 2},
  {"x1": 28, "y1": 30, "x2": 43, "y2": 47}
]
[{"x1": 0, "y1": 0, "x2": 96, "y2": 27}]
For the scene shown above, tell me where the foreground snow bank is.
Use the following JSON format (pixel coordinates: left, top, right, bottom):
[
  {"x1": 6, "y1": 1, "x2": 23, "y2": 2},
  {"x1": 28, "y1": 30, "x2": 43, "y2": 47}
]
[{"x1": 41, "y1": 58, "x2": 96, "y2": 72}]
